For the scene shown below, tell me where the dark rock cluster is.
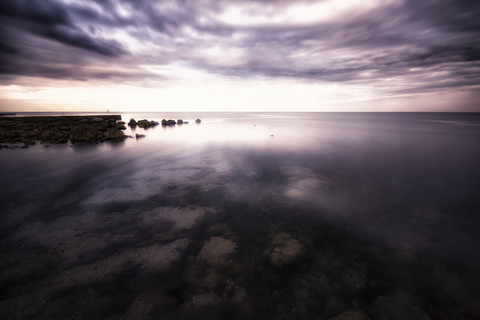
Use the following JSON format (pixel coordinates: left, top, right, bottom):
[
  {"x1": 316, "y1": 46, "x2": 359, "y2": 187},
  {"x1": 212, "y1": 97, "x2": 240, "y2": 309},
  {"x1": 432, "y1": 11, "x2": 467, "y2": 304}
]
[
  {"x1": 128, "y1": 118, "x2": 159, "y2": 128},
  {"x1": 0, "y1": 115, "x2": 126, "y2": 146},
  {"x1": 0, "y1": 116, "x2": 202, "y2": 148},
  {"x1": 161, "y1": 119, "x2": 177, "y2": 126},
  {"x1": 161, "y1": 119, "x2": 197, "y2": 126}
]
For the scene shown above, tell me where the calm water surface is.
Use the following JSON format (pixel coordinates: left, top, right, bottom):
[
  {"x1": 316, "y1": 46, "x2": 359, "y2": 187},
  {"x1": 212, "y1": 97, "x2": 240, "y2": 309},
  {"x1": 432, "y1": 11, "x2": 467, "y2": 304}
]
[{"x1": 1, "y1": 112, "x2": 479, "y2": 319}]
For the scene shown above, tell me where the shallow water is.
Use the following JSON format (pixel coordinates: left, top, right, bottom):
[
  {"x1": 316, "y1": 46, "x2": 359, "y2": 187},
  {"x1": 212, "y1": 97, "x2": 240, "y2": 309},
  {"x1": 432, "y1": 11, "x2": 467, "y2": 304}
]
[{"x1": 1, "y1": 112, "x2": 480, "y2": 319}]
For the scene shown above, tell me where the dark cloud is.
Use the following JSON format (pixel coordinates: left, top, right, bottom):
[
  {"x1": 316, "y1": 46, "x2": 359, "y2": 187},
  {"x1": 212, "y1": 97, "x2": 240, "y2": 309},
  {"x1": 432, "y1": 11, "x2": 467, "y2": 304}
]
[
  {"x1": 0, "y1": 0, "x2": 479, "y2": 98},
  {"x1": 0, "y1": 0, "x2": 127, "y2": 59}
]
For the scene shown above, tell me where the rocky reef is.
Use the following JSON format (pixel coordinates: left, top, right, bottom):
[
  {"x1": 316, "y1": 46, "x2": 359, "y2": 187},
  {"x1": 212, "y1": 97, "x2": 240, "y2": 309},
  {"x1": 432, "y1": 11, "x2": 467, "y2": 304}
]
[{"x1": 0, "y1": 115, "x2": 127, "y2": 146}]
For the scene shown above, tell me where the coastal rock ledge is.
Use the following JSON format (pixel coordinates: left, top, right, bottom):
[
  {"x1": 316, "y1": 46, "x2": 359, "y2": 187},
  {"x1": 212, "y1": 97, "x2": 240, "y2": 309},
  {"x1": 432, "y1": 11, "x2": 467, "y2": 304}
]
[{"x1": 0, "y1": 115, "x2": 127, "y2": 146}]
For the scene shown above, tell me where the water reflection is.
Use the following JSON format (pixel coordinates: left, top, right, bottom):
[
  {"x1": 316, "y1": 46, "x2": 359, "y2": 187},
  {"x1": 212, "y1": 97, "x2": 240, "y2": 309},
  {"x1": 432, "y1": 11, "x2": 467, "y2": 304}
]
[{"x1": 0, "y1": 113, "x2": 479, "y2": 319}]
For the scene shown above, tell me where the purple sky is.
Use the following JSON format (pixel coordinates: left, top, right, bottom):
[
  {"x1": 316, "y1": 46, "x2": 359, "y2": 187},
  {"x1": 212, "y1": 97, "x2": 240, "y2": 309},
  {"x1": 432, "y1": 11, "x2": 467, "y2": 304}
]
[{"x1": 1, "y1": 0, "x2": 479, "y2": 112}]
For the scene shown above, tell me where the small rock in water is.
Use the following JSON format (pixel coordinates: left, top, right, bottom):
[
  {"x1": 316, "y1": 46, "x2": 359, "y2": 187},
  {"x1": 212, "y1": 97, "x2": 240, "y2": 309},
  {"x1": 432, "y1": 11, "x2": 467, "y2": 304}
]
[
  {"x1": 268, "y1": 233, "x2": 305, "y2": 268},
  {"x1": 128, "y1": 118, "x2": 137, "y2": 126},
  {"x1": 135, "y1": 134, "x2": 146, "y2": 138},
  {"x1": 197, "y1": 237, "x2": 237, "y2": 268},
  {"x1": 195, "y1": 119, "x2": 201, "y2": 123},
  {"x1": 177, "y1": 119, "x2": 184, "y2": 124}
]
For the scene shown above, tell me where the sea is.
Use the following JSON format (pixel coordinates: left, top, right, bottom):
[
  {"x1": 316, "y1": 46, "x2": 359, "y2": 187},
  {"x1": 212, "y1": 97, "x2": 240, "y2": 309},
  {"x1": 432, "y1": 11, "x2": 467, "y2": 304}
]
[{"x1": 1, "y1": 112, "x2": 479, "y2": 319}]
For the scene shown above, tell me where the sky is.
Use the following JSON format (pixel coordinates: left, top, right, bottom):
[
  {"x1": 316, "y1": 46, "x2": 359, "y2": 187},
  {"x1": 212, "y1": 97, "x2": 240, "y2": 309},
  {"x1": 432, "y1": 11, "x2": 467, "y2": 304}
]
[{"x1": 0, "y1": 0, "x2": 479, "y2": 112}]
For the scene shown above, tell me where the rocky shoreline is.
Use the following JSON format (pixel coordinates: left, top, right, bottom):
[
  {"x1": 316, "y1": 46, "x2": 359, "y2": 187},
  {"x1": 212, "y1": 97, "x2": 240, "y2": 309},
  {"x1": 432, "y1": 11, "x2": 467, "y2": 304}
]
[
  {"x1": 0, "y1": 115, "x2": 203, "y2": 148},
  {"x1": 0, "y1": 115, "x2": 127, "y2": 147}
]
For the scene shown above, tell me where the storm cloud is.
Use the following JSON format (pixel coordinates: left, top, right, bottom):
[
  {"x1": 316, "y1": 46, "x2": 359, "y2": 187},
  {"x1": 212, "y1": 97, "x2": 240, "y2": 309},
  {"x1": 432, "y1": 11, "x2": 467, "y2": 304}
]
[{"x1": 1, "y1": 0, "x2": 479, "y2": 109}]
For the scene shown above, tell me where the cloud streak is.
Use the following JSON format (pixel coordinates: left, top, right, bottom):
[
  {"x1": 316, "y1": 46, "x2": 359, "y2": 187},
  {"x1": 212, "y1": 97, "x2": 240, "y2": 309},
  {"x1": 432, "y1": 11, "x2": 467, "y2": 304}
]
[{"x1": 1, "y1": 0, "x2": 479, "y2": 110}]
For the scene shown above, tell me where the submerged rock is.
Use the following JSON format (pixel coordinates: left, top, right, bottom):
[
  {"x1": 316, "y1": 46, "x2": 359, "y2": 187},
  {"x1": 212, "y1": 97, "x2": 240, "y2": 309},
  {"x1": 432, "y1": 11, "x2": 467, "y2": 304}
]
[
  {"x1": 328, "y1": 309, "x2": 371, "y2": 320},
  {"x1": 188, "y1": 292, "x2": 222, "y2": 308},
  {"x1": 197, "y1": 237, "x2": 237, "y2": 268},
  {"x1": 369, "y1": 291, "x2": 431, "y2": 320},
  {"x1": 268, "y1": 233, "x2": 305, "y2": 268},
  {"x1": 135, "y1": 133, "x2": 146, "y2": 138}
]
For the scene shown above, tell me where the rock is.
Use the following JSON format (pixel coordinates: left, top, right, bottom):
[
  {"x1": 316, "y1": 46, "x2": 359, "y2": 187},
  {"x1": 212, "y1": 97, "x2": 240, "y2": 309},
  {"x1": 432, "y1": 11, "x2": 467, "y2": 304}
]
[
  {"x1": 0, "y1": 115, "x2": 125, "y2": 145},
  {"x1": 223, "y1": 279, "x2": 247, "y2": 302},
  {"x1": 184, "y1": 121, "x2": 189, "y2": 124},
  {"x1": 128, "y1": 118, "x2": 137, "y2": 126},
  {"x1": 136, "y1": 119, "x2": 150, "y2": 128},
  {"x1": 369, "y1": 291, "x2": 431, "y2": 320},
  {"x1": 163, "y1": 120, "x2": 176, "y2": 126},
  {"x1": 161, "y1": 119, "x2": 167, "y2": 125},
  {"x1": 177, "y1": 119, "x2": 184, "y2": 124},
  {"x1": 268, "y1": 233, "x2": 305, "y2": 268},
  {"x1": 69, "y1": 126, "x2": 98, "y2": 142},
  {"x1": 197, "y1": 237, "x2": 237, "y2": 268},
  {"x1": 107, "y1": 120, "x2": 117, "y2": 128},
  {"x1": 117, "y1": 124, "x2": 126, "y2": 130},
  {"x1": 324, "y1": 296, "x2": 348, "y2": 317},
  {"x1": 343, "y1": 268, "x2": 367, "y2": 291},
  {"x1": 200, "y1": 268, "x2": 226, "y2": 290},
  {"x1": 135, "y1": 133, "x2": 146, "y2": 138},
  {"x1": 104, "y1": 128, "x2": 126, "y2": 141},
  {"x1": 328, "y1": 309, "x2": 371, "y2": 320},
  {"x1": 196, "y1": 119, "x2": 201, "y2": 123},
  {"x1": 137, "y1": 119, "x2": 159, "y2": 128},
  {"x1": 118, "y1": 121, "x2": 126, "y2": 125},
  {"x1": 188, "y1": 292, "x2": 222, "y2": 308}
]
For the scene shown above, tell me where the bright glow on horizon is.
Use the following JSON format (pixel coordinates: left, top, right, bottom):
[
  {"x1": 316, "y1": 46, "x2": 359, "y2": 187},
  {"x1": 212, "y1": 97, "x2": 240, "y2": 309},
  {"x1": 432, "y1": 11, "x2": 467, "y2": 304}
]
[
  {"x1": 0, "y1": 79, "x2": 373, "y2": 112},
  {"x1": 2, "y1": 75, "x2": 474, "y2": 113}
]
